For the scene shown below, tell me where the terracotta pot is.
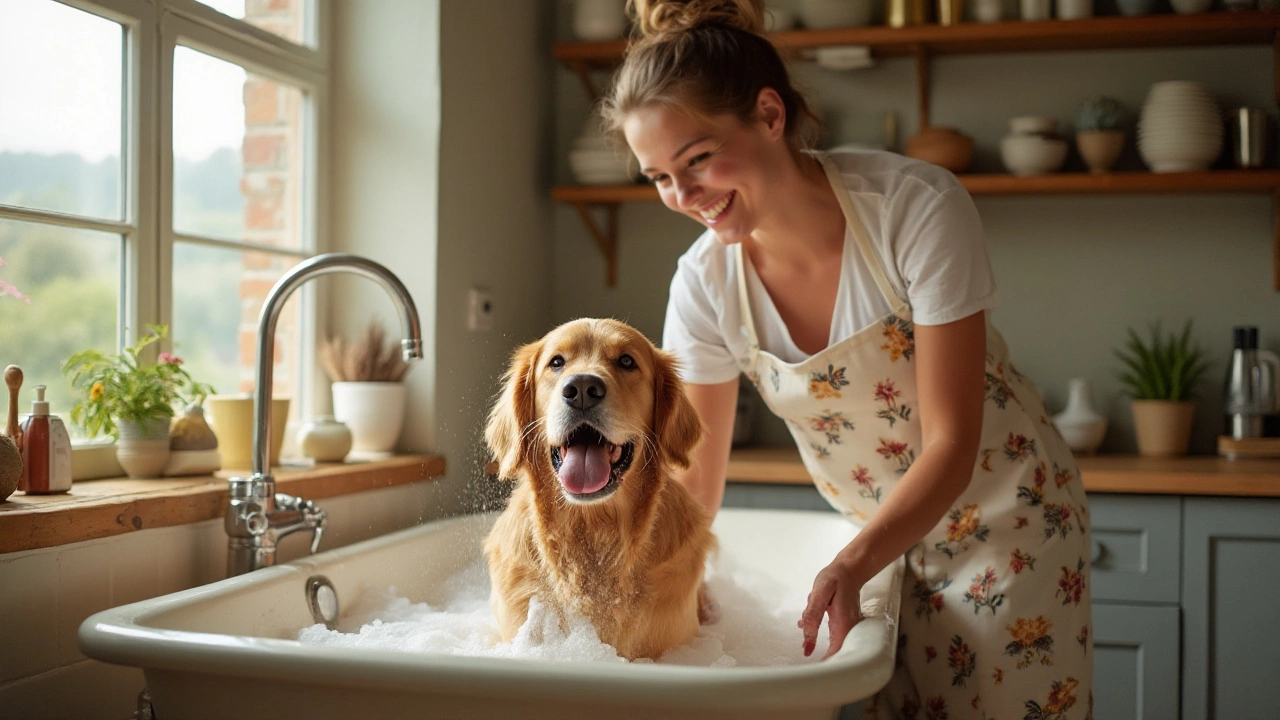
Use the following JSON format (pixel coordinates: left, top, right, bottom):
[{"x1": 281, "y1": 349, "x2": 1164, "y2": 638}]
[
  {"x1": 905, "y1": 126, "x2": 974, "y2": 173},
  {"x1": 1131, "y1": 400, "x2": 1194, "y2": 457},
  {"x1": 1077, "y1": 129, "x2": 1125, "y2": 174}
]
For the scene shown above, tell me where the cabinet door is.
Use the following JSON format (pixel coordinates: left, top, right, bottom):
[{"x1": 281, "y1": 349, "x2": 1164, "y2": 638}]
[
  {"x1": 1093, "y1": 603, "x2": 1181, "y2": 720},
  {"x1": 1087, "y1": 494, "x2": 1181, "y2": 604},
  {"x1": 1182, "y1": 497, "x2": 1280, "y2": 720}
]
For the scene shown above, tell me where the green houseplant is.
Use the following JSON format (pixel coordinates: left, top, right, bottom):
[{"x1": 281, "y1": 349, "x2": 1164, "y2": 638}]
[
  {"x1": 1074, "y1": 95, "x2": 1127, "y2": 174},
  {"x1": 62, "y1": 325, "x2": 215, "y2": 477},
  {"x1": 1114, "y1": 320, "x2": 1210, "y2": 456}
]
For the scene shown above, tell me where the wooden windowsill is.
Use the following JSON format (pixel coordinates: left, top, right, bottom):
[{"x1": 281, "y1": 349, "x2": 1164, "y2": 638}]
[
  {"x1": 0, "y1": 454, "x2": 446, "y2": 553},
  {"x1": 725, "y1": 446, "x2": 1280, "y2": 498}
]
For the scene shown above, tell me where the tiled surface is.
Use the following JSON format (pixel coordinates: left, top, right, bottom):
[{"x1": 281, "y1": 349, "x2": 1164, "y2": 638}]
[
  {"x1": 0, "y1": 549, "x2": 60, "y2": 683},
  {"x1": 0, "y1": 658, "x2": 143, "y2": 720},
  {"x1": 56, "y1": 542, "x2": 114, "y2": 665},
  {"x1": 110, "y1": 529, "x2": 161, "y2": 609}
]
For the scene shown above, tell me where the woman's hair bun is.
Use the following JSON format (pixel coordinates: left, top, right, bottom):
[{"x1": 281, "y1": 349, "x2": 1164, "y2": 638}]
[{"x1": 628, "y1": 0, "x2": 766, "y2": 40}]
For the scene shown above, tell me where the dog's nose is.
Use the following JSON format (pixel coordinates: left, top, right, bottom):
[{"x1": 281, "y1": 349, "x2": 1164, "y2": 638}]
[{"x1": 562, "y1": 373, "x2": 606, "y2": 410}]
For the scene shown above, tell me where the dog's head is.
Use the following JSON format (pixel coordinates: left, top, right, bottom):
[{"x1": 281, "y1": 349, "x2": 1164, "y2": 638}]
[{"x1": 486, "y1": 318, "x2": 702, "y2": 504}]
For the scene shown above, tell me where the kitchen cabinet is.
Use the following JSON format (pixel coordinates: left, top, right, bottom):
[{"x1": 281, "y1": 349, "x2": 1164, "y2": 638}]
[
  {"x1": 552, "y1": 12, "x2": 1280, "y2": 287},
  {"x1": 1181, "y1": 496, "x2": 1280, "y2": 720},
  {"x1": 723, "y1": 473, "x2": 1280, "y2": 720}
]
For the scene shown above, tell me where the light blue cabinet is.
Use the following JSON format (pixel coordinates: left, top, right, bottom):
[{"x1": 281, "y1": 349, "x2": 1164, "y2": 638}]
[
  {"x1": 724, "y1": 482, "x2": 1280, "y2": 720},
  {"x1": 1181, "y1": 497, "x2": 1280, "y2": 720}
]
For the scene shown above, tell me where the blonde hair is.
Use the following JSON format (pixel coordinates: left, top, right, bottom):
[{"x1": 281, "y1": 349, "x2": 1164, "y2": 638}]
[{"x1": 600, "y1": 0, "x2": 820, "y2": 152}]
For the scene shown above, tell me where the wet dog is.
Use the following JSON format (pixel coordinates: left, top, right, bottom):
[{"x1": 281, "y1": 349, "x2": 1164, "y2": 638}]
[{"x1": 483, "y1": 318, "x2": 715, "y2": 660}]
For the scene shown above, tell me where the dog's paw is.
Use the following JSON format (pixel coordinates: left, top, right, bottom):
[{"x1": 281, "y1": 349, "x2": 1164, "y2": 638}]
[{"x1": 697, "y1": 583, "x2": 721, "y2": 625}]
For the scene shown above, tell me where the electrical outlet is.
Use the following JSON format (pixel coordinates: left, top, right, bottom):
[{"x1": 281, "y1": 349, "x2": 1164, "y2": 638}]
[{"x1": 468, "y1": 287, "x2": 494, "y2": 331}]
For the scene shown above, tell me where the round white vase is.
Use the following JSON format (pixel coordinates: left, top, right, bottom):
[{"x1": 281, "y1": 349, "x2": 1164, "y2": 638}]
[
  {"x1": 331, "y1": 382, "x2": 407, "y2": 454},
  {"x1": 1052, "y1": 378, "x2": 1108, "y2": 455},
  {"x1": 297, "y1": 415, "x2": 354, "y2": 463},
  {"x1": 116, "y1": 417, "x2": 173, "y2": 479}
]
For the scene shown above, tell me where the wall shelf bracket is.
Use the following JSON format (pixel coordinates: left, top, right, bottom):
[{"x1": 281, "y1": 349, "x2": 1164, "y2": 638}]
[{"x1": 571, "y1": 201, "x2": 620, "y2": 287}]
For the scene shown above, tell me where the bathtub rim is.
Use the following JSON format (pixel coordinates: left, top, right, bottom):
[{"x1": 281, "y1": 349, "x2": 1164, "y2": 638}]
[{"x1": 79, "y1": 508, "x2": 900, "y2": 712}]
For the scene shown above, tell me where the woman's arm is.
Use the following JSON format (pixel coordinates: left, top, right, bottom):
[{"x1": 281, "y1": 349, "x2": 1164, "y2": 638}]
[
  {"x1": 672, "y1": 378, "x2": 740, "y2": 513},
  {"x1": 799, "y1": 310, "x2": 987, "y2": 658}
]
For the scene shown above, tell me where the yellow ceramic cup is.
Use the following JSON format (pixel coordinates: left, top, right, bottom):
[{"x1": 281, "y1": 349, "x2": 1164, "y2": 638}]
[{"x1": 204, "y1": 395, "x2": 290, "y2": 470}]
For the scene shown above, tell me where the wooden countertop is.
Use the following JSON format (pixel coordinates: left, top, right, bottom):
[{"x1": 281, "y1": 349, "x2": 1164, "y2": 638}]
[
  {"x1": 726, "y1": 446, "x2": 1280, "y2": 498},
  {"x1": 0, "y1": 454, "x2": 446, "y2": 553}
]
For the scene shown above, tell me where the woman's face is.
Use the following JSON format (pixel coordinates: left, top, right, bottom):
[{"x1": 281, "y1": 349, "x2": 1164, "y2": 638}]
[{"x1": 623, "y1": 101, "x2": 782, "y2": 245}]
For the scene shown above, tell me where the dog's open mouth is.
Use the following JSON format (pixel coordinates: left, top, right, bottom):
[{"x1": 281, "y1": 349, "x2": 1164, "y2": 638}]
[{"x1": 549, "y1": 424, "x2": 634, "y2": 500}]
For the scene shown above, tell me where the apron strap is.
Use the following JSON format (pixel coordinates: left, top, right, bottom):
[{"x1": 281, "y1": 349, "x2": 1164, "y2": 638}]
[{"x1": 818, "y1": 154, "x2": 909, "y2": 311}]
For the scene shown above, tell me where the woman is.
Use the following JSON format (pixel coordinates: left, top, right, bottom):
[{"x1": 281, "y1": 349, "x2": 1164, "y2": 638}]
[{"x1": 600, "y1": 1, "x2": 1094, "y2": 717}]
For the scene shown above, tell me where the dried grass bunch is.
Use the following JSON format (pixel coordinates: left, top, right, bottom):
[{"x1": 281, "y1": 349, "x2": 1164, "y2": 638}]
[{"x1": 319, "y1": 322, "x2": 411, "y2": 383}]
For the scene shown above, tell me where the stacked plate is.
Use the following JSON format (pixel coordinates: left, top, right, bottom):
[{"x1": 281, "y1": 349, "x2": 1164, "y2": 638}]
[
  {"x1": 569, "y1": 121, "x2": 634, "y2": 186},
  {"x1": 1137, "y1": 81, "x2": 1223, "y2": 173}
]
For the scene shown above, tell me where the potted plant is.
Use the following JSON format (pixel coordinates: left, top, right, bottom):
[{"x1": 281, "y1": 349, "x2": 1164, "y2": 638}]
[
  {"x1": 62, "y1": 325, "x2": 214, "y2": 478},
  {"x1": 320, "y1": 321, "x2": 412, "y2": 454},
  {"x1": 1075, "y1": 95, "x2": 1127, "y2": 174},
  {"x1": 1114, "y1": 320, "x2": 1210, "y2": 457}
]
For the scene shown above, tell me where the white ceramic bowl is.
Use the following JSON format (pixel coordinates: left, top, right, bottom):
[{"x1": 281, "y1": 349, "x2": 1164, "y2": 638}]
[
  {"x1": 1000, "y1": 135, "x2": 1069, "y2": 175},
  {"x1": 1009, "y1": 115, "x2": 1058, "y2": 136}
]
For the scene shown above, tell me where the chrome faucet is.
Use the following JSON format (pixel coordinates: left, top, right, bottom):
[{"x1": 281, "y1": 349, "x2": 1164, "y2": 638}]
[{"x1": 225, "y1": 253, "x2": 423, "y2": 577}]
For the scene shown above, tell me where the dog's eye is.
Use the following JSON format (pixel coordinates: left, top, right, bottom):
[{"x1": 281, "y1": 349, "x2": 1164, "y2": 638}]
[
  {"x1": 549, "y1": 355, "x2": 565, "y2": 370},
  {"x1": 618, "y1": 354, "x2": 636, "y2": 370}
]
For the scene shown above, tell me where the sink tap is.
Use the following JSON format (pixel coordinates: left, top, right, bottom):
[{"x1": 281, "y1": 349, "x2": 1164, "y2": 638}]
[{"x1": 225, "y1": 253, "x2": 423, "y2": 577}]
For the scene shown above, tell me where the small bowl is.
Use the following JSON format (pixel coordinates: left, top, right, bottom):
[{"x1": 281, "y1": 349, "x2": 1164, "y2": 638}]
[
  {"x1": 904, "y1": 127, "x2": 975, "y2": 173},
  {"x1": 1009, "y1": 115, "x2": 1059, "y2": 136},
  {"x1": 1000, "y1": 135, "x2": 1068, "y2": 176}
]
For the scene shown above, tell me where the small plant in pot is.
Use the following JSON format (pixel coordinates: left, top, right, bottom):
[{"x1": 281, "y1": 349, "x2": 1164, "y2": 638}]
[
  {"x1": 1114, "y1": 320, "x2": 1210, "y2": 456},
  {"x1": 320, "y1": 321, "x2": 412, "y2": 455},
  {"x1": 62, "y1": 325, "x2": 215, "y2": 478},
  {"x1": 1075, "y1": 95, "x2": 1127, "y2": 174}
]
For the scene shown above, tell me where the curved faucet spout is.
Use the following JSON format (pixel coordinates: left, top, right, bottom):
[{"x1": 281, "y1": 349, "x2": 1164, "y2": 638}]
[
  {"x1": 226, "y1": 253, "x2": 422, "y2": 577},
  {"x1": 251, "y1": 253, "x2": 423, "y2": 477}
]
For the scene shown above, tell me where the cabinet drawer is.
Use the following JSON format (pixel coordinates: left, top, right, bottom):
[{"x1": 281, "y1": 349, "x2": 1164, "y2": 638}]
[{"x1": 1087, "y1": 494, "x2": 1181, "y2": 604}]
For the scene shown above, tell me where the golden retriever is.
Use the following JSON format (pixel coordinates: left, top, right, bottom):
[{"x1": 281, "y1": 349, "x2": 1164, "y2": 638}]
[{"x1": 483, "y1": 318, "x2": 715, "y2": 660}]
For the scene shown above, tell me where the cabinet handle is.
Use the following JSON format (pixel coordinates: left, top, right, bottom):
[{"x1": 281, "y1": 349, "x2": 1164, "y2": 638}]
[{"x1": 1091, "y1": 540, "x2": 1104, "y2": 564}]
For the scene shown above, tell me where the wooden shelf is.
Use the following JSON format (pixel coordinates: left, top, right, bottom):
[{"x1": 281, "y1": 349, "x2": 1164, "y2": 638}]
[
  {"x1": 726, "y1": 445, "x2": 1280, "y2": 497},
  {"x1": 554, "y1": 12, "x2": 1280, "y2": 70},
  {"x1": 555, "y1": 170, "x2": 1280, "y2": 204},
  {"x1": 0, "y1": 454, "x2": 446, "y2": 553}
]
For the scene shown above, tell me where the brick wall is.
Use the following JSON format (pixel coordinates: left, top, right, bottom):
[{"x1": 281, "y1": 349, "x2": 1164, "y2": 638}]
[{"x1": 240, "y1": 0, "x2": 304, "y2": 406}]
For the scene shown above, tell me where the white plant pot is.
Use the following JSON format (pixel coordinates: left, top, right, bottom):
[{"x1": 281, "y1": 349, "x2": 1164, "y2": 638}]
[
  {"x1": 332, "y1": 382, "x2": 407, "y2": 454},
  {"x1": 116, "y1": 417, "x2": 172, "y2": 479}
]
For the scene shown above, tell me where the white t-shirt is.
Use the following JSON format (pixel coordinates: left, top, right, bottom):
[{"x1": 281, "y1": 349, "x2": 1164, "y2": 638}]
[{"x1": 663, "y1": 149, "x2": 1000, "y2": 385}]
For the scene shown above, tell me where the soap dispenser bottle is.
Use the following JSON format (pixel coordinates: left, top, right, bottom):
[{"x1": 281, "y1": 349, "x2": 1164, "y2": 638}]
[{"x1": 18, "y1": 385, "x2": 72, "y2": 494}]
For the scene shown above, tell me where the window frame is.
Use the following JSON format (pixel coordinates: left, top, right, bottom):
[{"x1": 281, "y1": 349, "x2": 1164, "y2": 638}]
[{"x1": 0, "y1": 0, "x2": 330, "y2": 442}]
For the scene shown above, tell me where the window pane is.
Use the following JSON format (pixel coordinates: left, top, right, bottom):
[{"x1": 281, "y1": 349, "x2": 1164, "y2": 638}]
[
  {"x1": 0, "y1": 219, "x2": 121, "y2": 437},
  {"x1": 0, "y1": 0, "x2": 123, "y2": 220},
  {"x1": 171, "y1": 243, "x2": 304, "y2": 425},
  {"x1": 173, "y1": 47, "x2": 307, "y2": 252},
  {"x1": 193, "y1": 0, "x2": 314, "y2": 49}
]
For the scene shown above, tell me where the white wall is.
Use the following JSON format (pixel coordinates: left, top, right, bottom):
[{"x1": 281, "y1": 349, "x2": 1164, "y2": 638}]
[{"x1": 549, "y1": 10, "x2": 1278, "y2": 455}]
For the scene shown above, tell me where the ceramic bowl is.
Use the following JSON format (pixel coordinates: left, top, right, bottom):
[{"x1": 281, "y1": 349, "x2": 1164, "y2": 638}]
[
  {"x1": 1009, "y1": 115, "x2": 1058, "y2": 136},
  {"x1": 1000, "y1": 135, "x2": 1068, "y2": 175},
  {"x1": 905, "y1": 127, "x2": 975, "y2": 173}
]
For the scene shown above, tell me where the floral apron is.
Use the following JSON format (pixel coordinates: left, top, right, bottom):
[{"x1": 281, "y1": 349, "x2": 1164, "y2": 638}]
[{"x1": 733, "y1": 156, "x2": 1093, "y2": 719}]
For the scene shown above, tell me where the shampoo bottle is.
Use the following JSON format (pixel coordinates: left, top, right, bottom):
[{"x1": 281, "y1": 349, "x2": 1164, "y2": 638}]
[{"x1": 18, "y1": 385, "x2": 72, "y2": 494}]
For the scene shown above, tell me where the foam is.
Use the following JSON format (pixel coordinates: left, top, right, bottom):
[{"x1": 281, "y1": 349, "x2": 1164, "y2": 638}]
[{"x1": 298, "y1": 548, "x2": 831, "y2": 667}]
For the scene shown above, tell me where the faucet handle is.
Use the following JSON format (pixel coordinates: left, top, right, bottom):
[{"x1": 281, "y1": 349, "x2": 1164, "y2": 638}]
[{"x1": 274, "y1": 492, "x2": 327, "y2": 555}]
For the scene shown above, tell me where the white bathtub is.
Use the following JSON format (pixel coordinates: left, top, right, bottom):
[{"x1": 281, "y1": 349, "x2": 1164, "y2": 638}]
[{"x1": 80, "y1": 508, "x2": 901, "y2": 720}]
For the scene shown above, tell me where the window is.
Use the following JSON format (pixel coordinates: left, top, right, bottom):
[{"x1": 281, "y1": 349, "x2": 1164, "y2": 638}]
[{"x1": 0, "y1": 0, "x2": 326, "y2": 438}]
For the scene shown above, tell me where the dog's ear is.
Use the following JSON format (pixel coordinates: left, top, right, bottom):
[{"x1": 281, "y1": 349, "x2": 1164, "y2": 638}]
[
  {"x1": 486, "y1": 339, "x2": 543, "y2": 480},
  {"x1": 652, "y1": 348, "x2": 703, "y2": 470}
]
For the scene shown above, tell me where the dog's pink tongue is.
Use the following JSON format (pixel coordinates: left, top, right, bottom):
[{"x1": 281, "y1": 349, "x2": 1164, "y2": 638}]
[{"x1": 559, "y1": 444, "x2": 611, "y2": 495}]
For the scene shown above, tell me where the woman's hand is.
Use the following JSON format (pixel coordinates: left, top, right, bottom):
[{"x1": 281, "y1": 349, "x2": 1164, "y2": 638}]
[{"x1": 797, "y1": 554, "x2": 865, "y2": 660}]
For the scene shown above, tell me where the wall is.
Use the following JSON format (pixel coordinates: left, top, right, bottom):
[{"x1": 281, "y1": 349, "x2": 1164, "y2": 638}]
[
  {"x1": 550, "y1": 7, "x2": 1278, "y2": 456},
  {"x1": 328, "y1": 0, "x2": 555, "y2": 515}
]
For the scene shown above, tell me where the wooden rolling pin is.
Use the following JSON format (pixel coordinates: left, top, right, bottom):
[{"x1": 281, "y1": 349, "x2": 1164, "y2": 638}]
[{"x1": 5, "y1": 365, "x2": 23, "y2": 451}]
